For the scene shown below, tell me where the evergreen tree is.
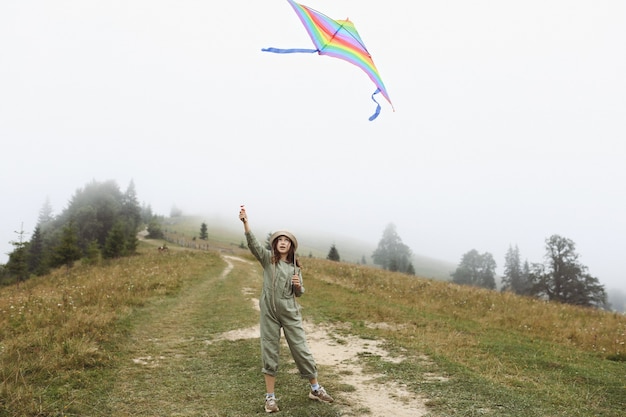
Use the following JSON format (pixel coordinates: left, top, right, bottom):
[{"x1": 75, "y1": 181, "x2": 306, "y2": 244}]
[
  {"x1": 199, "y1": 222, "x2": 208, "y2": 240},
  {"x1": 7, "y1": 225, "x2": 29, "y2": 285},
  {"x1": 327, "y1": 244, "x2": 340, "y2": 261},
  {"x1": 521, "y1": 260, "x2": 531, "y2": 293},
  {"x1": 146, "y1": 218, "x2": 165, "y2": 239},
  {"x1": 53, "y1": 222, "x2": 82, "y2": 270},
  {"x1": 61, "y1": 179, "x2": 124, "y2": 249},
  {"x1": 451, "y1": 249, "x2": 497, "y2": 289},
  {"x1": 501, "y1": 245, "x2": 532, "y2": 294},
  {"x1": 4, "y1": 179, "x2": 146, "y2": 283},
  {"x1": 121, "y1": 180, "x2": 142, "y2": 228},
  {"x1": 0, "y1": 264, "x2": 8, "y2": 285},
  {"x1": 125, "y1": 231, "x2": 139, "y2": 255},
  {"x1": 27, "y1": 225, "x2": 49, "y2": 276},
  {"x1": 103, "y1": 222, "x2": 127, "y2": 259},
  {"x1": 501, "y1": 245, "x2": 520, "y2": 292},
  {"x1": 140, "y1": 203, "x2": 154, "y2": 224},
  {"x1": 120, "y1": 180, "x2": 142, "y2": 248},
  {"x1": 37, "y1": 197, "x2": 55, "y2": 230},
  {"x1": 529, "y1": 235, "x2": 607, "y2": 308},
  {"x1": 372, "y1": 223, "x2": 413, "y2": 273},
  {"x1": 84, "y1": 240, "x2": 102, "y2": 265},
  {"x1": 388, "y1": 256, "x2": 399, "y2": 272}
]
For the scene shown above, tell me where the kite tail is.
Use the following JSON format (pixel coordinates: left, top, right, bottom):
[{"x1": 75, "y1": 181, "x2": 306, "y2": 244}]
[
  {"x1": 262, "y1": 47, "x2": 318, "y2": 54},
  {"x1": 368, "y1": 88, "x2": 383, "y2": 121}
]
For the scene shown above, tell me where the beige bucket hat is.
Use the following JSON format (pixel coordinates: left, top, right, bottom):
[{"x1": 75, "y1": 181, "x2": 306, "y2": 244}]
[{"x1": 269, "y1": 230, "x2": 298, "y2": 251}]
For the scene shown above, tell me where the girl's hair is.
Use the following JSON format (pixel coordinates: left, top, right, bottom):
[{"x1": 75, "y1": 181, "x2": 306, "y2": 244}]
[{"x1": 271, "y1": 237, "x2": 302, "y2": 268}]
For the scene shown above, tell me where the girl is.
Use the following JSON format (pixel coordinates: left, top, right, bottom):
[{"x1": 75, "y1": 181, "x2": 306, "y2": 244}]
[{"x1": 239, "y1": 206, "x2": 334, "y2": 413}]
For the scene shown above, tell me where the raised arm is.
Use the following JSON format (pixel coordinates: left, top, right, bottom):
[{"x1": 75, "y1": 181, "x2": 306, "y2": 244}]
[
  {"x1": 239, "y1": 205, "x2": 250, "y2": 233},
  {"x1": 239, "y1": 206, "x2": 270, "y2": 265}
]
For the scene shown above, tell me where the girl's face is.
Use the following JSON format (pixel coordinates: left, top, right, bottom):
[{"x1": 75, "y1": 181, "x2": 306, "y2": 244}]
[{"x1": 275, "y1": 236, "x2": 292, "y2": 255}]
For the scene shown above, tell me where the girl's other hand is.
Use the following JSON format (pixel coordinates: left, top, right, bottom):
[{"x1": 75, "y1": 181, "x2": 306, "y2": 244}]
[{"x1": 291, "y1": 274, "x2": 301, "y2": 288}]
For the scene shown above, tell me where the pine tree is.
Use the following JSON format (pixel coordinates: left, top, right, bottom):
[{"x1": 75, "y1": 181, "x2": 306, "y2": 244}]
[
  {"x1": 37, "y1": 197, "x2": 55, "y2": 230},
  {"x1": 501, "y1": 245, "x2": 532, "y2": 294},
  {"x1": 327, "y1": 244, "x2": 340, "y2": 261},
  {"x1": 140, "y1": 203, "x2": 154, "y2": 224},
  {"x1": 199, "y1": 223, "x2": 208, "y2": 240},
  {"x1": 84, "y1": 240, "x2": 102, "y2": 265},
  {"x1": 54, "y1": 222, "x2": 82, "y2": 271},
  {"x1": 372, "y1": 223, "x2": 413, "y2": 273},
  {"x1": 27, "y1": 226, "x2": 49, "y2": 276},
  {"x1": 125, "y1": 231, "x2": 139, "y2": 255},
  {"x1": 7, "y1": 224, "x2": 29, "y2": 285},
  {"x1": 121, "y1": 180, "x2": 142, "y2": 229},
  {"x1": 58, "y1": 179, "x2": 127, "y2": 250},
  {"x1": 103, "y1": 222, "x2": 127, "y2": 259},
  {"x1": 5, "y1": 179, "x2": 148, "y2": 282}
]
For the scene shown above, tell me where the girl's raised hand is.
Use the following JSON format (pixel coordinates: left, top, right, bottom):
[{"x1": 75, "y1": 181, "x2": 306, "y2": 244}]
[{"x1": 239, "y1": 205, "x2": 248, "y2": 223}]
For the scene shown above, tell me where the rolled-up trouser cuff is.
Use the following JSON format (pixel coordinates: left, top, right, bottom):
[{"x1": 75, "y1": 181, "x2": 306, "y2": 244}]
[{"x1": 262, "y1": 367, "x2": 277, "y2": 376}]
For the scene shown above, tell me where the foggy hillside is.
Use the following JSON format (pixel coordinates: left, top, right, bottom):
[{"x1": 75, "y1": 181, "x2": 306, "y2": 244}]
[{"x1": 171, "y1": 214, "x2": 458, "y2": 282}]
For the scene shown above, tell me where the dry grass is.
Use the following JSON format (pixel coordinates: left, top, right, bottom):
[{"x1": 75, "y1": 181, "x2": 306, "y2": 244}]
[
  {"x1": 301, "y1": 258, "x2": 626, "y2": 416},
  {"x1": 0, "y1": 245, "x2": 224, "y2": 416},
  {"x1": 306, "y1": 258, "x2": 626, "y2": 357},
  {"x1": 1, "y1": 242, "x2": 625, "y2": 416}
]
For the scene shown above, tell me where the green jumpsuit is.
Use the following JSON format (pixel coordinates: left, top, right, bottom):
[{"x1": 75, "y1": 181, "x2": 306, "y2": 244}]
[{"x1": 246, "y1": 231, "x2": 318, "y2": 379}]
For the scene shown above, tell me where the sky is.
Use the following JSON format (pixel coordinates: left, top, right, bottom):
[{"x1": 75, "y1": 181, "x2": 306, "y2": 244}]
[{"x1": 1, "y1": 1, "x2": 625, "y2": 292}]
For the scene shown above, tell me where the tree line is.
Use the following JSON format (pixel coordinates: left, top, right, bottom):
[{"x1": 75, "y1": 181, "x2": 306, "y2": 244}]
[
  {"x1": 451, "y1": 235, "x2": 608, "y2": 309},
  {"x1": 361, "y1": 223, "x2": 607, "y2": 310},
  {"x1": 1, "y1": 179, "x2": 153, "y2": 285},
  {"x1": 4, "y1": 190, "x2": 609, "y2": 311}
]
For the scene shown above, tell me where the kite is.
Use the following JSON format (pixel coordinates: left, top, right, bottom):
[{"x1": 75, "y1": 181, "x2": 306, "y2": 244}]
[{"x1": 262, "y1": 0, "x2": 394, "y2": 121}]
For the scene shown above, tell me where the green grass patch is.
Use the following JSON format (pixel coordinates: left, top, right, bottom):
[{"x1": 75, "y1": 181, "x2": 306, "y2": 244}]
[{"x1": 299, "y1": 258, "x2": 626, "y2": 417}]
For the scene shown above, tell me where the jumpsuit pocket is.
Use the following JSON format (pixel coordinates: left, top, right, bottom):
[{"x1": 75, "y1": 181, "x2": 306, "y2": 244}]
[{"x1": 288, "y1": 297, "x2": 301, "y2": 316}]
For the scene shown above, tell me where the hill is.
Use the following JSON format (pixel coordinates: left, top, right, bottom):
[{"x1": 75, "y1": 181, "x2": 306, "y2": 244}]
[
  {"x1": 1, "y1": 234, "x2": 624, "y2": 416},
  {"x1": 163, "y1": 215, "x2": 458, "y2": 281}
]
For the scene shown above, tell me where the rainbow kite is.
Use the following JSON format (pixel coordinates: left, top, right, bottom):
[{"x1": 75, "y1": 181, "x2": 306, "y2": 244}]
[{"x1": 263, "y1": 0, "x2": 393, "y2": 121}]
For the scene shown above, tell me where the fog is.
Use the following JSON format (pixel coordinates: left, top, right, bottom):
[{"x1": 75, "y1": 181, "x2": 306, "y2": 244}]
[{"x1": 1, "y1": 1, "x2": 625, "y2": 293}]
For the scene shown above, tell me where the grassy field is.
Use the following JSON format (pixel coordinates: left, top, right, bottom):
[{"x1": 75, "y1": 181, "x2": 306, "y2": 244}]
[{"x1": 1, "y1": 234, "x2": 624, "y2": 416}]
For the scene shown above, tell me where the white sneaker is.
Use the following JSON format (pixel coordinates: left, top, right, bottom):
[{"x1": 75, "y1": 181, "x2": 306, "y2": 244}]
[
  {"x1": 264, "y1": 396, "x2": 279, "y2": 413},
  {"x1": 309, "y1": 386, "x2": 334, "y2": 403}
]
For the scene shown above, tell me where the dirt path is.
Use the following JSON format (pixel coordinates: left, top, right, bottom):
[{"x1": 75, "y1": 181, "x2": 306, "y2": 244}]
[
  {"x1": 106, "y1": 255, "x2": 233, "y2": 415},
  {"x1": 211, "y1": 256, "x2": 430, "y2": 417}
]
